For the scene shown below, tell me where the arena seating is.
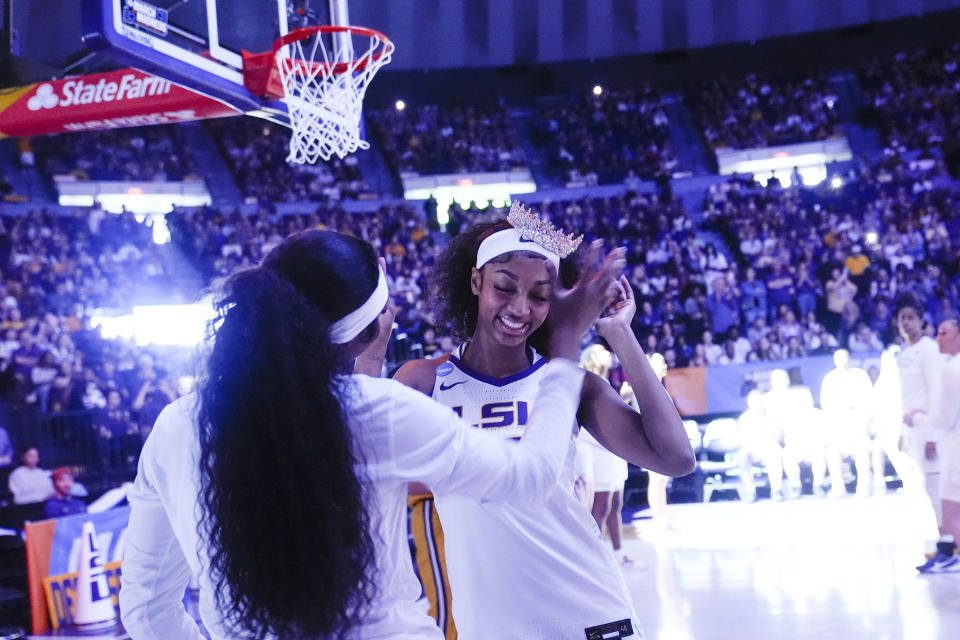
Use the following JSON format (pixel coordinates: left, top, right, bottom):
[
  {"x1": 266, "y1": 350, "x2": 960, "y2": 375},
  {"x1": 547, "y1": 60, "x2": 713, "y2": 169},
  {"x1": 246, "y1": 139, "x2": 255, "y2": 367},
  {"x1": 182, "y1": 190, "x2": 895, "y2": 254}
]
[
  {"x1": 30, "y1": 125, "x2": 200, "y2": 182},
  {"x1": 859, "y1": 42, "x2": 960, "y2": 156},
  {"x1": 204, "y1": 117, "x2": 372, "y2": 202},
  {"x1": 688, "y1": 72, "x2": 843, "y2": 150},
  {"x1": 701, "y1": 154, "x2": 959, "y2": 355},
  {"x1": 0, "y1": 209, "x2": 190, "y2": 488},
  {"x1": 367, "y1": 102, "x2": 527, "y2": 175},
  {"x1": 531, "y1": 86, "x2": 678, "y2": 183},
  {"x1": 4, "y1": 35, "x2": 960, "y2": 508}
]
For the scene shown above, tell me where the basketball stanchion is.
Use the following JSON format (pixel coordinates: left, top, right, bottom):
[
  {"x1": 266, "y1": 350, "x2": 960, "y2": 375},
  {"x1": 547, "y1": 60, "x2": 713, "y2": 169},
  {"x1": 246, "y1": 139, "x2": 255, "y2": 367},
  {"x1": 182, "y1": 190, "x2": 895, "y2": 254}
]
[{"x1": 73, "y1": 521, "x2": 116, "y2": 628}]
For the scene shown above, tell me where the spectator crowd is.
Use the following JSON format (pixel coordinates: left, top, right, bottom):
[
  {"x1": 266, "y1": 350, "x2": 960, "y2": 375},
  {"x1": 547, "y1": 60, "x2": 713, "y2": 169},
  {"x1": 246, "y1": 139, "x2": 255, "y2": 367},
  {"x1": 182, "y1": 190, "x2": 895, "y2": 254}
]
[
  {"x1": 694, "y1": 154, "x2": 959, "y2": 365},
  {"x1": 689, "y1": 72, "x2": 843, "y2": 150},
  {"x1": 3, "y1": 36, "x2": 960, "y2": 501},
  {"x1": 0, "y1": 208, "x2": 193, "y2": 488},
  {"x1": 859, "y1": 42, "x2": 960, "y2": 158},
  {"x1": 205, "y1": 118, "x2": 372, "y2": 203},
  {"x1": 32, "y1": 125, "x2": 201, "y2": 182},
  {"x1": 368, "y1": 102, "x2": 527, "y2": 175},
  {"x1": 532, "y1": 85, "x2": 679, "y2": 185}
]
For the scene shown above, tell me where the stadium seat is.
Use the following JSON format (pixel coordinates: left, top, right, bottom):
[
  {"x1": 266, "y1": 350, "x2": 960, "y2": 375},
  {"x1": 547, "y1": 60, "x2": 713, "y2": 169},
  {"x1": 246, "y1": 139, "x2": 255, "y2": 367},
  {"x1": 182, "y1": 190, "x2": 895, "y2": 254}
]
[{"x1": 699, "y1": 418, "x2": 745, "y2": 502}]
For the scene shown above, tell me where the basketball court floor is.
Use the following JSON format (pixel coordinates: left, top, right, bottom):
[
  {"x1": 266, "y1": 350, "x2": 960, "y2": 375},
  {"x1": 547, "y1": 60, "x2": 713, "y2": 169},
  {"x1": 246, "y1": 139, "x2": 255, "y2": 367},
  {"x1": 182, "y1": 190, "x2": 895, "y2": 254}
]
[
  {"x1": 25, "y1": 493, "x2": 958, "y2": 640},
  {"x1": 621, "y1": 493, "x2": 959, "y2": 640}
]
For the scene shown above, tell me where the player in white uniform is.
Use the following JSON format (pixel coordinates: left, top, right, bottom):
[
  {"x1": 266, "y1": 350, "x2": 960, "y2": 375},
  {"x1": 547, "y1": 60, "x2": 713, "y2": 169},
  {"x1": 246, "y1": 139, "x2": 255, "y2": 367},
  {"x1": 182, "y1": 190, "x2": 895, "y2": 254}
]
[
  {"x1": 870, "y1": 346, "x2": 915, "y2": 495},
  {"x1": 432, "y1": 343, "x2": 641, "y2": 637},
  {"x1": 397, "y1": 204, "x2": 695, "y2": 640},
  {"x1": 896, "y1": 303, "x2": 944, "y2": 533},
  {"x1": 119, "y1": 229, "x2": 620, "y2": 639},
  {"x1": 820, "y1": 349, "x2": 875, "y2": 496},
  {"x1": 770, "y1": 370, "x2": 828, "y2": 497},
  {"x1": 578, "y1": 344, "x2": 633, "y2": 565},
  {"x1": 739, "y1": 389, "x2": 785, "y2": 501},
  {"x1": 909, "y1": 317, "x2": 960, "y2": 573}
]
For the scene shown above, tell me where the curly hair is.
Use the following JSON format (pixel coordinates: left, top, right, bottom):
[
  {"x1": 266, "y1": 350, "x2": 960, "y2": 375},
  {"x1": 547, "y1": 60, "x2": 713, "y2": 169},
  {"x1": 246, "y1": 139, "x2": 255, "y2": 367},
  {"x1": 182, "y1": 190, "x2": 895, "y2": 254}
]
[
  {"x1": 197, "y1": 230, "x2": 378, "y2": 639},
  {"x1": 431, "y1": 222, "x2": 581, "y2": 356}
]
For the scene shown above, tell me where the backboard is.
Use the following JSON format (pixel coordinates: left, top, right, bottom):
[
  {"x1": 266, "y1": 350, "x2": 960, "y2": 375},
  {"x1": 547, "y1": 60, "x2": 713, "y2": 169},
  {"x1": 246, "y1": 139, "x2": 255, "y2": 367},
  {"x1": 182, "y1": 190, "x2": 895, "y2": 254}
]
[{"x1": 82, "y1": 0, "x2": 348, "y2": 122}]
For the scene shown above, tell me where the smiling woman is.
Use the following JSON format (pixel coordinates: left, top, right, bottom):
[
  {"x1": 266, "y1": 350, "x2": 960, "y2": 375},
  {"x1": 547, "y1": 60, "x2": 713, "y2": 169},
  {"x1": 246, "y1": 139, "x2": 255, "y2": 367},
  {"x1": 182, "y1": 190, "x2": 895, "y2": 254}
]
[
  {"x1": 430, "y1": 220, "x2": 580, "y2": 362},
  {"x1": 470, "y1": 251, "x2": 554, "y2": 348},
  {"x1": 394, "y1": 204, "x2": 695, "y2": 640}
]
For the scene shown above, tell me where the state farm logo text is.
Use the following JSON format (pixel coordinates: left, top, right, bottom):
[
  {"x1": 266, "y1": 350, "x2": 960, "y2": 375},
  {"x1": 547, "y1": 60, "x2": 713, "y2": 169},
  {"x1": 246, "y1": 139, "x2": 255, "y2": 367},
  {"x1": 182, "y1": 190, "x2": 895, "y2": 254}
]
[{"x1": 27, "y1": 74, "x2": 173, "y2": 111}]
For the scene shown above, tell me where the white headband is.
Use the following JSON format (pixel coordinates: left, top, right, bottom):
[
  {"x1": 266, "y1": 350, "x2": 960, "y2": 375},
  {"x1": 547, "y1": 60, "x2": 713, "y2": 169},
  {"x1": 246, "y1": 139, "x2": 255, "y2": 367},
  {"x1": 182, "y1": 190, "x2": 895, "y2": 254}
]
[
  {"x1": 475, "y1": 228, "x2": 560, "y2": 272},
  {"x1": 329, "y1": 267, "x2": 389, "y2": 344}
]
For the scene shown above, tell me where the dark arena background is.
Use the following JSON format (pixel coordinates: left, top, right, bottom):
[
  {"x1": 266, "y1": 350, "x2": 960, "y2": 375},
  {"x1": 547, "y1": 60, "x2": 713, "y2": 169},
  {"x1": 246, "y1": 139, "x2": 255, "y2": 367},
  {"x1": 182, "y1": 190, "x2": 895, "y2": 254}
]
[{"x1": 0, "y1": 0, "x2": 958, "y2": 637}]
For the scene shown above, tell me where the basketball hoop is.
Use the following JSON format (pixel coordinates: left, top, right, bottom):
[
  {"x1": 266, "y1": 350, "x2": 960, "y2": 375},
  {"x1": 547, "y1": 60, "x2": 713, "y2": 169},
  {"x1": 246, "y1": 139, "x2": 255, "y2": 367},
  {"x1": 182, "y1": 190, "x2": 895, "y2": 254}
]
[{"x1": 243, "y1": 25, "x2": 393, "y2": 164}]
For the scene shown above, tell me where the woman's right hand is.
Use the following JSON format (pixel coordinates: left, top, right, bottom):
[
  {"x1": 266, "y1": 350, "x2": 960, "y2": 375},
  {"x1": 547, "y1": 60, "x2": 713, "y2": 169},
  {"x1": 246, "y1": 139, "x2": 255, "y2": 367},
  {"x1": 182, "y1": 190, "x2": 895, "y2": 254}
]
[{"x1": 547, "y1": 241, "x2": 626, "y2": 361}]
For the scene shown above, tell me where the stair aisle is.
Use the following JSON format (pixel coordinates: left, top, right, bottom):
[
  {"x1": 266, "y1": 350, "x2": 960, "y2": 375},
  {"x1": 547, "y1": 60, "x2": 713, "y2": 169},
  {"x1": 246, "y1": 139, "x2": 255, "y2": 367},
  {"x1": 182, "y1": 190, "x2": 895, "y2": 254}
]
[
  {"x1": 828, "y1": 71, "x2": 884, "y2": 160},
  {"x1": 182, "y1": 121, "x2": 244, "y2": 205},
  {"x1": 0, "y1": 139, "x2": 57, "y2": 203},
  {"x1": 662, "y1": 93, "x2": 715, "y2": 177},
  {"x1": 357, "y1": 116, "x2": 403, "y2": 197},
  {"x1": 510, "y1": 108, "x2": 556, "y2": 189}
]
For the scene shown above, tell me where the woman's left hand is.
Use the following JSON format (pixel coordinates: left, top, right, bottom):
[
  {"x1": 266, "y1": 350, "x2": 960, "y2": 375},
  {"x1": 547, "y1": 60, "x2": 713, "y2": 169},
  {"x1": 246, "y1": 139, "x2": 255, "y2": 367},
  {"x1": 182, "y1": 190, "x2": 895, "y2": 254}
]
[{"x1": 594, "y1": 275, "x2": 635, "y2": 339}]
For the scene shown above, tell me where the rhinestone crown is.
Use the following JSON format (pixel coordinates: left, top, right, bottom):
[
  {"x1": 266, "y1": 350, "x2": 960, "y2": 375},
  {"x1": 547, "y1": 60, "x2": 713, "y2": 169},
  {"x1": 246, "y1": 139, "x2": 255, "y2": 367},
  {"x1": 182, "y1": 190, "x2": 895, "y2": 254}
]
[{"x1": 507, "y1": 202, "x2": 583, "y2": 259}]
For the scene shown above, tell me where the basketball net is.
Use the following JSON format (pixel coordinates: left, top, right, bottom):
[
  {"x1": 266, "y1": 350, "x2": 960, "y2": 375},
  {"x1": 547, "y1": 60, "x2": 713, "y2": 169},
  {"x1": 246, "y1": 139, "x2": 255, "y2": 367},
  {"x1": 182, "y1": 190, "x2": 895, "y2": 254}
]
[{"x1": 276, "y1": 27, "x2": 393, "y2": 164}]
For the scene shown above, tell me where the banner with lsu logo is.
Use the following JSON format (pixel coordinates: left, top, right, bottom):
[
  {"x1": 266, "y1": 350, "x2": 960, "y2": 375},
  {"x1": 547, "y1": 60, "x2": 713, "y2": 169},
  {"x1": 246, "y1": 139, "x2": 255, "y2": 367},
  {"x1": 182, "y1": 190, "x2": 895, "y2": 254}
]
[
  {"x1": 0, "y1": 68, "x2": 239, "y2": 137},
  {"x1": 25, "y1": 507, "x2": 130, "y2": 634}
]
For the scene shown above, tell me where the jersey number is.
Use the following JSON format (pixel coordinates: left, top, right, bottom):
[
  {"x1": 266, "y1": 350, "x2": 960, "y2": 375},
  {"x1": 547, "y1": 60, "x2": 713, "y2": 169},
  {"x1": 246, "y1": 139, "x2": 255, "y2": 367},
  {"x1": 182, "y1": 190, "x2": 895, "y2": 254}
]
[{"x1": 451, "y1": 401, "x2": 528, "y2": 429}]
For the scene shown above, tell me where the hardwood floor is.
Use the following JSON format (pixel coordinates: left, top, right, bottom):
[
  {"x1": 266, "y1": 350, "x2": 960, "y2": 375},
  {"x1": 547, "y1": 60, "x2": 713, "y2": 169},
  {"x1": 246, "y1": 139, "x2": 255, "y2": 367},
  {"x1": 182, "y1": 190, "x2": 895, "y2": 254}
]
[{"x1": 619, "y1": 493, "x2": 958, "y2": 640}]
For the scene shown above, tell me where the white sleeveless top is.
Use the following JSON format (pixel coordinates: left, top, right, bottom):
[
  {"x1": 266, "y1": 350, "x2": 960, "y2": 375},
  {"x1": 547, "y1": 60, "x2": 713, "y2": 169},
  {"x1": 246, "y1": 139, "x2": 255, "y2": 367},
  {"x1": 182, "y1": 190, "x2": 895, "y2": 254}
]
[{"x1": 431, "y1": 345, "x2": 642, "y2": 640}]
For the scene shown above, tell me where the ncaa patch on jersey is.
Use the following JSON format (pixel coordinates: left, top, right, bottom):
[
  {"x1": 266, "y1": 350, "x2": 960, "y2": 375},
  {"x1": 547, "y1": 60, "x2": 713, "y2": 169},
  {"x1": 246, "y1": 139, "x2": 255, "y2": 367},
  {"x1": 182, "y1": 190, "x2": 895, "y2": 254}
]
[{"x1": 436, "y1": 362, "x2": 454, "y2": 377}]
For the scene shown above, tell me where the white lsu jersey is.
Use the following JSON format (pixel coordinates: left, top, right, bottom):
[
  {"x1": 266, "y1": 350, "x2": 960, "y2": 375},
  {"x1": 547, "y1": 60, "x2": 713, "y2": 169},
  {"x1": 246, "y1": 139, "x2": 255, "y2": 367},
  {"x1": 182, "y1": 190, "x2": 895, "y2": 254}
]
[
  {"x1": 431, "y1": 344, "x2": 641, "y2": 640},
  {"x1": 898, "y1": 336, "x2": 944, "y2": 474},
  {"x1": 899, "y1": 336, "x2": 943, "y2": 415}
]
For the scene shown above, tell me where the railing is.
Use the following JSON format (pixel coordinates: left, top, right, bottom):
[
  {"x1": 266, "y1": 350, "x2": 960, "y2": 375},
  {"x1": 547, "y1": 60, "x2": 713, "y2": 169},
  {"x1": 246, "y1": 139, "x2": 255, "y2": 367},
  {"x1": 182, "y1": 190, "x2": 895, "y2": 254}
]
[{"x1": 3, "y1": 406, "x2": 141, "y2": 492}]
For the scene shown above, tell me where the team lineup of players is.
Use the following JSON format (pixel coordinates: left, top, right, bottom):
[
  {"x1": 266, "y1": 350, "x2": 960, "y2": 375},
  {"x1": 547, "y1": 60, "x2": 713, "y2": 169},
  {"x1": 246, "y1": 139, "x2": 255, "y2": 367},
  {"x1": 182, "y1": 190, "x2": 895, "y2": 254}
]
[{"x1": 734, "y1": 303, "x2": 960, "y2": 574}]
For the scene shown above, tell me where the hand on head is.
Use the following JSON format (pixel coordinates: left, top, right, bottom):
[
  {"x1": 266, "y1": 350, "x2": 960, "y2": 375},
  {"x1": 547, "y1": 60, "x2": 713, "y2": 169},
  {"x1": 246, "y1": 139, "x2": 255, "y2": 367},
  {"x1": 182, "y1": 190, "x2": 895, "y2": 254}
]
[
  {"x1": 595, "y1": 274, "x2": 635, "y2": 339},
  {"x1": 547, "y1": 240, "x2": 626, "y2": 360}
]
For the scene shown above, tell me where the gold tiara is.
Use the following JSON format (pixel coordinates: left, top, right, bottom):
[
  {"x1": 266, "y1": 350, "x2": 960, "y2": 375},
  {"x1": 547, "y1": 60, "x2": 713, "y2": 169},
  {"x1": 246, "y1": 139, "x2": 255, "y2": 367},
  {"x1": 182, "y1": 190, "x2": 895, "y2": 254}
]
[{"x1": 507, "y1": 202, "x2": 583, "y2": 259}]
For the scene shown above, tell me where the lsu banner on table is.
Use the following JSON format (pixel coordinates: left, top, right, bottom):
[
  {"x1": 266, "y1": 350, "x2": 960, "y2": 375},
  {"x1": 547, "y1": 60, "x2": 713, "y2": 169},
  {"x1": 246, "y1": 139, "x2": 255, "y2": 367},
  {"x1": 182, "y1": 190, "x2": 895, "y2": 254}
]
[{"x1": 25, "y1": 507, "x2": 130, "y2": 634}]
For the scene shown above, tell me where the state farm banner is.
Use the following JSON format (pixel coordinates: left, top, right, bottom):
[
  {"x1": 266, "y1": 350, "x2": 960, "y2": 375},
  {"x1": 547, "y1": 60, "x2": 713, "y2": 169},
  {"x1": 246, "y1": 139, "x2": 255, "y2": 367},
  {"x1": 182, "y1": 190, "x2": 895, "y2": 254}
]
[{"x1": 0, "y1": 68, "x2": 241, "y2": 137}]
